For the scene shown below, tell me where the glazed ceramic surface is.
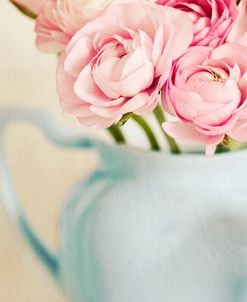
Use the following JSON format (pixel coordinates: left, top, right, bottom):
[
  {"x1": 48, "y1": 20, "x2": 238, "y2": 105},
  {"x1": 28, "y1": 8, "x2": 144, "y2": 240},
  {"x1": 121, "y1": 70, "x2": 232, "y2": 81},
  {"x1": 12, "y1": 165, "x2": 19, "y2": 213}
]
[{"x1": 1, "y1": 108, "x2": 247, "y2": 302}]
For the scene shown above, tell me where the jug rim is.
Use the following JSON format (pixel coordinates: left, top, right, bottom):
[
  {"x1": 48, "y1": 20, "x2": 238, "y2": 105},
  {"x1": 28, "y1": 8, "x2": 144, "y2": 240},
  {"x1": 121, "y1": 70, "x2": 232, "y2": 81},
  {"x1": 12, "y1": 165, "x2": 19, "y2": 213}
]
[{"x1": 104, "y1": 142, "x2": 247, "y2": 162}]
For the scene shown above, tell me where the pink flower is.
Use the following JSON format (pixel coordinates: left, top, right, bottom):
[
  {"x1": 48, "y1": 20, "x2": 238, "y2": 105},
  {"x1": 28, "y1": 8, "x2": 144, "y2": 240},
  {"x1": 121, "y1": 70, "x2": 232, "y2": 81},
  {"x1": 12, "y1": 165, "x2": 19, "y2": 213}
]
[
  {"x1": 228, "y1": 0, "x2": 247, "y2": 46},
  {"x1": 57, "y1": 1, "x2": 193, "y2": 128},
  {"x1": 157, "y1": 0, "x2": 238, "y2": 47},
  {"x1": 162, "y1": 44, "x2": 247, "y2": 156},
  {"x1": 11, "y1": 0, "x2": 41, "y2": 14},
  {"x1": 35, "y1": 0, "x2": 116, "y2": 53}
]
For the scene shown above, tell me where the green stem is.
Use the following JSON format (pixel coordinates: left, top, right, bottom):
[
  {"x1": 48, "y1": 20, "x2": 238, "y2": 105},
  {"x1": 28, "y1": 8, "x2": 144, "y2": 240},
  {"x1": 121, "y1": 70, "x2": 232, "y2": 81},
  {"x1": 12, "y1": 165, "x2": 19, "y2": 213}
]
[
  {"x1": 132, "y1": 114, "x2": 160, "y2": 151},
  {"x1": 107, "y1": 124, "x2": 126, "y2": 144},
  {"x1": 153, "y1": 104, "x2": 181, "y2": 154}
]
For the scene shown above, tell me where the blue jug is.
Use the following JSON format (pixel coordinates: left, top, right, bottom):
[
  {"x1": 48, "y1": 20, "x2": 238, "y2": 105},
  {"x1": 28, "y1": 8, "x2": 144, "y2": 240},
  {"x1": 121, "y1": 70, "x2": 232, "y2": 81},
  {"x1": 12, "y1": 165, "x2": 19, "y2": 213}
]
[{"x1": 1, "y1": 108, "x2": 247, "y2": 302}]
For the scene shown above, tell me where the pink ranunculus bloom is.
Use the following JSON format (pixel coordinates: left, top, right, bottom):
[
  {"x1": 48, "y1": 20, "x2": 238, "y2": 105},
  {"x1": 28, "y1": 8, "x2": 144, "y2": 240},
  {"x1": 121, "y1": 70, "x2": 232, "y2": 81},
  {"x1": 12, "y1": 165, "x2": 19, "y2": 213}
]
[
  {"x1": 162, "y1": 44, "x2": 247, "y2": 156},
  {"x1": 12, "y1": 0, "x2": 41, "y2": 14},
  {"x1": 57, "y1": 1, "x2": 193, "y2": 128},
  {"x1": 157, "y1": 0, "x2": 238, "y2": 48},
  {"x1": 35, "y1": 0, "x2": 116, "y2": 53},
  {"x1": 228, "y1": 0, "x2": 247, "y2": 46}
]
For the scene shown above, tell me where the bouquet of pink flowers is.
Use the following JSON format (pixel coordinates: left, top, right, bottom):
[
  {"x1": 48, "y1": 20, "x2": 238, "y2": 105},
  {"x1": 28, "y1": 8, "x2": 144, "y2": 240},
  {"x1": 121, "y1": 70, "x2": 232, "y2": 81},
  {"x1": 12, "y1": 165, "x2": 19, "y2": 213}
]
[{"x1": 10, "y1": 0, "x2": 247, "y2": 156}]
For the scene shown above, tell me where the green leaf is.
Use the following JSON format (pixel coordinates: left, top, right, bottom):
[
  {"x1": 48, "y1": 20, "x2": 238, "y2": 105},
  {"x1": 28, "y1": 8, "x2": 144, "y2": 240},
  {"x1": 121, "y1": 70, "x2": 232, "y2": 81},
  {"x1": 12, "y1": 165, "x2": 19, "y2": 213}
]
[
  {"x1": 10, "y1": 0, "x2": 37, "y2": 19},
  {"x1": 215, "y1": 143, "x2": 230, "y2": 154}
]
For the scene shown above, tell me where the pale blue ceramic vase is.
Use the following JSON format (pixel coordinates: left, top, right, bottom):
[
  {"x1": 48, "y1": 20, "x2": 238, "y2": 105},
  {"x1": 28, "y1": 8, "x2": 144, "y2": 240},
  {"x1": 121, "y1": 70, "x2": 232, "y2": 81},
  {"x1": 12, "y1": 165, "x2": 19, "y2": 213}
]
[{"x1": 1, "y1": 108, "x2": 247, "y2": 302}]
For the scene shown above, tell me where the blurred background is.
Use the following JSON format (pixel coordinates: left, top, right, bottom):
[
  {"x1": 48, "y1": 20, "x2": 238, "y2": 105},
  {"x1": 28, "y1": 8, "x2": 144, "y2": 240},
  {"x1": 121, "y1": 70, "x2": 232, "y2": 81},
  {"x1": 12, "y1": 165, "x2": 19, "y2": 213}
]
[{"x1": 0, "y1": 1, "x2": 95, "y2": 300}]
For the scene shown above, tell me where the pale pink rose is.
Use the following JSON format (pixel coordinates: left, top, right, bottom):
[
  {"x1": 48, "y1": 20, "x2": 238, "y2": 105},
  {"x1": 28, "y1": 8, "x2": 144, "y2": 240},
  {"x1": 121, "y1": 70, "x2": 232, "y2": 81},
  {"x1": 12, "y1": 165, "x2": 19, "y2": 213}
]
[
  {"x1": 162, "y1": 44, "x2": 247, "y2": 156},
  {"x1": 228, "y1": 0, "x2": 247, "y2": 46},
  {"x1": 35, "y1": 0, "x2": 116, "y2": 53},
  {"x1": 57, "y1": 1, "x2": 193, "y2": 128},
  {"x1": 11, "y1": 0, "x2": 41, "y2": 14},
  {"x1": 157, "y1": 0, "x2": 238, "y2": 47}
]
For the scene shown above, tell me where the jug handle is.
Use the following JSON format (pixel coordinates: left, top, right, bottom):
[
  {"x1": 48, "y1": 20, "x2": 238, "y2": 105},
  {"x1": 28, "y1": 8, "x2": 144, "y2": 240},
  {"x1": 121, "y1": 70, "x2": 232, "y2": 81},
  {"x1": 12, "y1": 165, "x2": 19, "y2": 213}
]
[{"x1": 0, "y1": 107, "x2": 107, "y2": 280}]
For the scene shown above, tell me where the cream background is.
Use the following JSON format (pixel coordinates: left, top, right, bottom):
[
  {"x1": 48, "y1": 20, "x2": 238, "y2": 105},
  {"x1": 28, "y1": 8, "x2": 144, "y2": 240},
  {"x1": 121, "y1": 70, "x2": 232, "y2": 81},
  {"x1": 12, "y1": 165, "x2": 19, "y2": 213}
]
[{"x1": 0, "y1": 1, "x2": 98, "y2": 301}]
